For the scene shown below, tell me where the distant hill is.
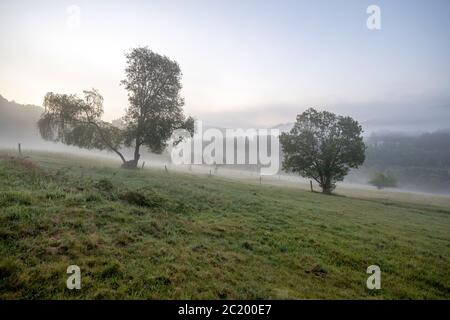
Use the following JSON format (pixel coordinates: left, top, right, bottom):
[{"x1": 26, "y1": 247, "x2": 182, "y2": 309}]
[
  {"x1": 271, "y1": 122, "x2": 293, "y2": 133},
  {"x1": 0, "y1": 94, "x2": 43, "y2": 147}
]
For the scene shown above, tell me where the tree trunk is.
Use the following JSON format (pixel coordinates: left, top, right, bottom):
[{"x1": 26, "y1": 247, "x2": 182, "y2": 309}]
[
  {"x1": 321, "y1": 186, "x2": 332, "y2": 194},
  {"x1": 121, "y1": 143, "x2": 141, "y2": 169},
  {"x1": 121, "y1": 159, "x2": 138, "y2": 169},
  {"x1": 134, "y1": 139, "x2": 140, "y2": 161},
  {"x1": 320, "y1": 177, "x2": 333, "y2": 195}
]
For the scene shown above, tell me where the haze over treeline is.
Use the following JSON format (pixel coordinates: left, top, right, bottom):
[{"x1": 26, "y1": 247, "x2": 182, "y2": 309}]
[
  {"x1": 0, "y1": 94, "x2": 166, "y2": 162},
  {"x1": 1, "y1": 94, "x2": 450, "y2": 195},
  {"x1": 0, "y1": 94, "x2": 42, "y2": 145}
]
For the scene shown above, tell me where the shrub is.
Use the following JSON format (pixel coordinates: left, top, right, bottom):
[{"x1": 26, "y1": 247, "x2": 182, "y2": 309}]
[{"x1": 369, "y1": 173, "x2": 398, "y2": 189}]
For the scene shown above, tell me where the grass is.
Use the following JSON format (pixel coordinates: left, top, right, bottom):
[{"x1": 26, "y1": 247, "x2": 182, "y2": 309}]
[{"x1": 0, "y1": 150, "x2": 449, "y2": 299}]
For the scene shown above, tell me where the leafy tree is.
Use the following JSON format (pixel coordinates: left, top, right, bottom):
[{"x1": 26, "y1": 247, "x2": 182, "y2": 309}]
[
  {"x1": 120, "y1": 47, "x2": 193, "y2": 168},
  {"x1": 369, "y1": 172, "x2": 398, "y2": 189},
  {"x1": 280, "y1": 108, "x2": 365, "y2": 194},
  {"x1": 38, "y1": 89, "x2": 127, "y2": 162},
  {"x1": 37, "y1": 47, "x2": 193, "y2": 168}
]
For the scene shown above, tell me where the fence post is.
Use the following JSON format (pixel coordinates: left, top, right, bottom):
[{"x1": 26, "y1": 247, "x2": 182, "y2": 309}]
[
  {"x1": 18, "y1": 143, "x2": 22, "y2": 156},
  {"x1": 310, "y1": 180, "x2": 313, "y2": 192}
]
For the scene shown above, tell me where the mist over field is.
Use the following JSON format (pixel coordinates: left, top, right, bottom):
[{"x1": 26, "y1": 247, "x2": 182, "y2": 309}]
[
  {"x1": 1, "y1": 0, "x2": 450, "y2": 304},
  {"x1": 2, "y1": 93, "x2": 449, "y2": 196}
]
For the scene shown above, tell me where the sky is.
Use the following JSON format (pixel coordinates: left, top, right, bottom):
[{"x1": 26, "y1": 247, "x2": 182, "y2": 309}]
[{"x1": 0, "y1": 0, "x2": 449, "y2": 129}]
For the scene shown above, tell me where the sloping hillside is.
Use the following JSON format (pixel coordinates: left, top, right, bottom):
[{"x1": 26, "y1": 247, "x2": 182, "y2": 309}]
[
  {"x1": 0, "y1": 150, "x2": 449, "y2": 299},
  {"x1": 0, "y1": 94, "x2": 43, "y2": 146}
]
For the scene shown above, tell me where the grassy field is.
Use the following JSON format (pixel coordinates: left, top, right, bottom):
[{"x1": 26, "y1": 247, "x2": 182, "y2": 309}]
[{"x1": 0, "y1": 150, "x2": 449, "y2": 299}]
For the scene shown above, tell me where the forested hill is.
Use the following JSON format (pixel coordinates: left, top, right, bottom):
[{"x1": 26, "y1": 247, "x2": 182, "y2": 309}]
[
  {"x1": 354, "y1": 131, "x2": 450, "y2": 194},
  {"x1": 366, "y1": 131, "x2": 450, "y2": 168},
  {"x1": 0, "y1": 94, "x2": 43, "y2": 146}
]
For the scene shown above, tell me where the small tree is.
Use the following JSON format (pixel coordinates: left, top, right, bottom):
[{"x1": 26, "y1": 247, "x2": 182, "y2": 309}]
[
  {"x1": 369, "y1": 173, "x2": 398, "y2": 189},
  {"x1": 280, "y1": 108, "x2": 365, "y2": 194},
  {"x1": 37, "y1": 47, "x2": 193, "y2": 168}
]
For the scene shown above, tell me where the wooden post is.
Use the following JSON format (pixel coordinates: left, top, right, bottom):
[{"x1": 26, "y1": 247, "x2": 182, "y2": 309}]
[
  {"x1": 259, "y1": 175, "x2": 262, "y2": 185},
  {"x1": 141, "y1": 161, "x2": 145, "y2": 169},
  {"x1": 310, "y1": 180, "x2": 313, "y2": 192},
  {"x1": 209, "y1": 169, "x2": 212, "y2": 177},
  {"x1": 18, "y1": 143, "x2": 22, "y2": 156},
  {"x1": 165, "y1": 165, "x2": 168, "y2": 173}
]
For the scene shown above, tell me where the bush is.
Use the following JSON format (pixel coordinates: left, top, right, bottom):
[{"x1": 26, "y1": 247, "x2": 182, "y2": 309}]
[{"x1": 369, "y1": 173, "x2": 398, "y2": 189}]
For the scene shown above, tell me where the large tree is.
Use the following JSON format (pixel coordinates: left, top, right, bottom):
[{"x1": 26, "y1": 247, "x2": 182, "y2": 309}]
[
  {"x1": 280, "y1": 108, "x2": 365, "y2": 194},
  {"x1": 38, "y1": 47, "x2": 193, "y2": 168}
]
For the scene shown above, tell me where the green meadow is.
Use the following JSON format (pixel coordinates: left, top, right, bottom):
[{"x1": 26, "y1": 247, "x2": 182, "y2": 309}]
[{"x1": 0, "y1": 150, "x2": 449, "y2": 299}]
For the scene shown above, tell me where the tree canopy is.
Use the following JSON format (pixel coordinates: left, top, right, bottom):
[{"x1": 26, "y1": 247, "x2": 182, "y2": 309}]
[
  {"x1": 120, "y1": 47, "x2": 194, "y2": 167},
  {"x1": 38, "y1": 89, "x2": 127, "y2": 162},
  {"x1": 37, "y1": 47, "x2": 193, "y2": 168},
  {"x1": 280, "y1": 108, "x2": 365, "y2": 194},
  {"x1": 369, "y1": 172, "x2": 398, "y2": 189}
]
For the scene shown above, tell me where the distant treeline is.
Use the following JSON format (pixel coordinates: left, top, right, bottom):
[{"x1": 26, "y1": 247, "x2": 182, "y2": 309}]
[
  {"x1": 0, "y1": 94, "x2": 42, "y2": 145},
  {"x1": 365, "y1": 131, "x2": 450, "y2": 168},
  {"x1": 361, "y1": 131, "x2": 450, "y2": 194},
  {"x1": 1, "y1": 94, "x2": 450, "y2": 194}
]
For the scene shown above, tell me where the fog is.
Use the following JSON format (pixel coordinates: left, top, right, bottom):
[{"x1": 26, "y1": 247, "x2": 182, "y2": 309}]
[
  {"x1": 1, "y1": 93, "x2": 450, "y2": 197},
  {"x1": 198, "y1": 95, "x2": 450, "y2": 135}
]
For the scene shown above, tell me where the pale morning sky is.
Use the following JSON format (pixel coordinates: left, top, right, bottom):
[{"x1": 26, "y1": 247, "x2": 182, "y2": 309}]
[{"x1": 1, "y1": 0, "x2": 449, "y2": 129}]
